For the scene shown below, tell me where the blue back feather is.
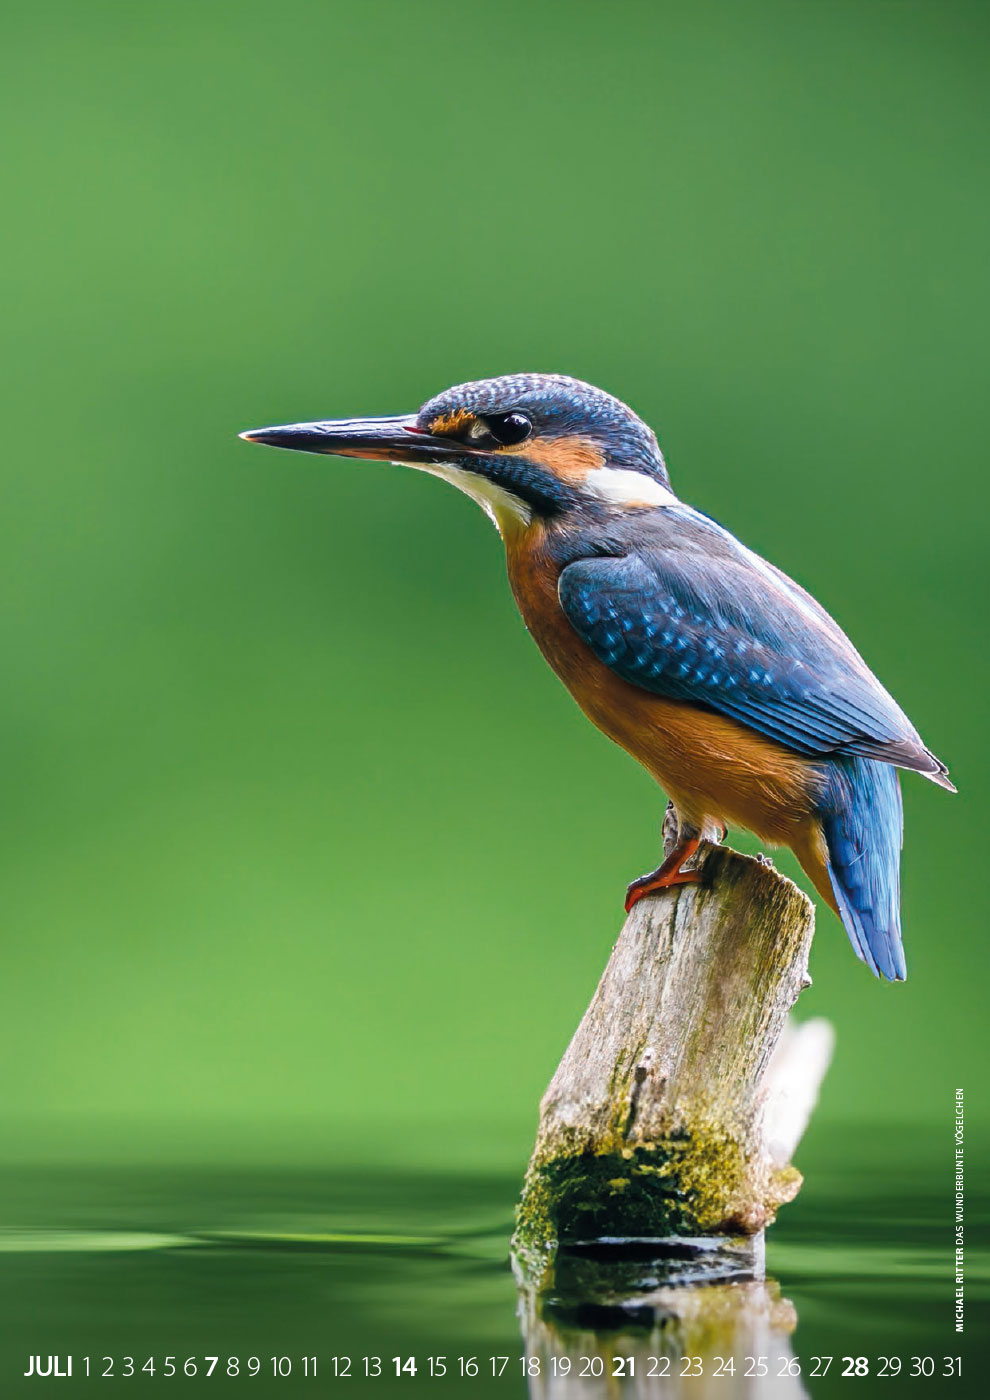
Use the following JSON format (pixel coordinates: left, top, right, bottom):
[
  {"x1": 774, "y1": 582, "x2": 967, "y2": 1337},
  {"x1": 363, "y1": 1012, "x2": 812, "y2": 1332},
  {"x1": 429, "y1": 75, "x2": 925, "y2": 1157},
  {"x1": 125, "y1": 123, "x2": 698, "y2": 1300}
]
[{"x1": 556, "y1": 511, "x2": 939, "y2": 776}]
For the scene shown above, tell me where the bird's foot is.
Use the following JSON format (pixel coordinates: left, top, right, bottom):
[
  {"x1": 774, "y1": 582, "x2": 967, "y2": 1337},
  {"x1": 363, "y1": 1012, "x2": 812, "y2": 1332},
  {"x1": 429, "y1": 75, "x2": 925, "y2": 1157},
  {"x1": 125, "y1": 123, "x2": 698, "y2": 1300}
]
[{"x1": 625, "y1": 836, "x2": 702, "y2": 913}]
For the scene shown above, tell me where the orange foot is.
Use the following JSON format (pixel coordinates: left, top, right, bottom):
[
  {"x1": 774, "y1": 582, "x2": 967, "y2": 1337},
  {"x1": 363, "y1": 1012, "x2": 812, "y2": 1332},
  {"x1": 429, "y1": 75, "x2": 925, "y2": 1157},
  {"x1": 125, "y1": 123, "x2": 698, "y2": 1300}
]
[{"x1": 624, "y1": 836, "x2": 702, "y2": 913}]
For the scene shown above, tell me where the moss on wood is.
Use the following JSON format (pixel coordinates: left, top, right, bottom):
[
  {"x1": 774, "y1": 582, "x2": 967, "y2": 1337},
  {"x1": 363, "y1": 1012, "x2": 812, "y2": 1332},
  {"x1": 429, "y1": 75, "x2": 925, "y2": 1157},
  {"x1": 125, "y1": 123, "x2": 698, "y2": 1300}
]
[{"x1": 511, "y1": 846, "x2": 826, "y2": 1284}]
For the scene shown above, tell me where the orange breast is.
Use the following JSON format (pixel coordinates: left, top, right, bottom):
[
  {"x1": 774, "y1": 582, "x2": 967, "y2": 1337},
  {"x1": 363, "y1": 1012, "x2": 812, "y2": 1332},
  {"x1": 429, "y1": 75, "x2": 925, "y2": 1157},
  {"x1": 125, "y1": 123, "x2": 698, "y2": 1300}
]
[{"x1": 504, "y1": 525, "x2": 823, "y2": 844}]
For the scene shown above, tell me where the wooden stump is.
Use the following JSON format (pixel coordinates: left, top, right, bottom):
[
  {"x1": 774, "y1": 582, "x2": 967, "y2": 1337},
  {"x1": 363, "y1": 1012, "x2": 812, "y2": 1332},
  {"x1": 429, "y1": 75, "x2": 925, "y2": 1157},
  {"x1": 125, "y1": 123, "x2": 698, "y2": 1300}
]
[{"x1": 512, "y1": 843, "x2": 833, "y2": 1282}]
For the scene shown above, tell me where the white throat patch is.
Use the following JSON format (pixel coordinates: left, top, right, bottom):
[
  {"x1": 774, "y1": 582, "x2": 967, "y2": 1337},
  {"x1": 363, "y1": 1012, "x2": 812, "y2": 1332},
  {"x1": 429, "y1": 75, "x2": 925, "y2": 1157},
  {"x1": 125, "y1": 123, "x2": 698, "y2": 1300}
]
[
  {"x1": 394, "y1": 461, "x2": 675, "y2": 534},
  {"x1": 397, "y1": 460, "x2": 532, "y2": 533}
]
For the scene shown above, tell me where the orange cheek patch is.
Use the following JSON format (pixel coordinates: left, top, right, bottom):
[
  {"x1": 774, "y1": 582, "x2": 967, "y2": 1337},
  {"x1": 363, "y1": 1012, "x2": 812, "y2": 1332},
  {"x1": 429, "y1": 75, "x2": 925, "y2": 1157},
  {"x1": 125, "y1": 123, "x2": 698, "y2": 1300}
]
[
  {"x1": 505, "y1": 434, "x2": 606, "y2": 480},
  {"x1": 429, "y1": 408, "x2": 477, "y2": 436}
]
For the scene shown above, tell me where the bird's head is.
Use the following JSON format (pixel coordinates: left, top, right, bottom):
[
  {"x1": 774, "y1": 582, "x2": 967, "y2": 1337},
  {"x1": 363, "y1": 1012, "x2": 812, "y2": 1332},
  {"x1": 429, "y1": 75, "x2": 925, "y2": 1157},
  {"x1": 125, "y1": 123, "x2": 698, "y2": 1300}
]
[{"x1": 241, "y1": 373, "x2": 675, "y2": 534}]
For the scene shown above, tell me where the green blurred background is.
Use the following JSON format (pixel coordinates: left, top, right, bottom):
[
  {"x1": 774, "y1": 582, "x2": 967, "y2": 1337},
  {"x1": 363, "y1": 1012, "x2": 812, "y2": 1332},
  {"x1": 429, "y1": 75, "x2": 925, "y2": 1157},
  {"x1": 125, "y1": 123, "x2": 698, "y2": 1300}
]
[{"x1": 1, "y1": 0, "x2": 986, "y2": 1171}]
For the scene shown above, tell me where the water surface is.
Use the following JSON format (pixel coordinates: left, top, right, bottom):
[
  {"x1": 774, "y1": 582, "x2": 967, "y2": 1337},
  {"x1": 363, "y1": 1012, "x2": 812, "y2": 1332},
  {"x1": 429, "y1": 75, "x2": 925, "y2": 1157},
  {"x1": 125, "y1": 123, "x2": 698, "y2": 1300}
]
[{"x1": 0, "y1": 1140, "x2": 984, "y2": 1397}]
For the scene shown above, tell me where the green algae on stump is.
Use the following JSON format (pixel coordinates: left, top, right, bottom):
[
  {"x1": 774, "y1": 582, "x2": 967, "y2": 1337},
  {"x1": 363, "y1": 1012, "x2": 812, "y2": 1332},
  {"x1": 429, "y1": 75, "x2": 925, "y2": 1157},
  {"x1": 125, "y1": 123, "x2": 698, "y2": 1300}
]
[{"x1": 512, "y1": 845, "x2": 833, "y2": 1281}]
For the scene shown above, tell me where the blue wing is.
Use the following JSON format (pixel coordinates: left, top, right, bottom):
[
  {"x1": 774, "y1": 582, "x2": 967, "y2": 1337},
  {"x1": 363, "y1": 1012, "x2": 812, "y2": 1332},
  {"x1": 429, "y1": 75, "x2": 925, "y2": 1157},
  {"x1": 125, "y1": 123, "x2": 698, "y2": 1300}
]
[{"x1": 557, "y1": 509, "x2": 948, "y2": 779}]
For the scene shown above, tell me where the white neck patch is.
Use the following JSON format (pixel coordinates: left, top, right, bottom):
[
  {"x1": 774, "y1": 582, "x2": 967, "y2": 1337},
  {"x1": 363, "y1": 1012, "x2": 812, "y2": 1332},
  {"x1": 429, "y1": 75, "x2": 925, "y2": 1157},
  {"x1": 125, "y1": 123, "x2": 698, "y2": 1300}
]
[
  {"x1": 584, "y1": 467, "x2": 677, "y2": 508},
  {"x1": 395, "y1": 461, "x2": 676, "y2": 533}
]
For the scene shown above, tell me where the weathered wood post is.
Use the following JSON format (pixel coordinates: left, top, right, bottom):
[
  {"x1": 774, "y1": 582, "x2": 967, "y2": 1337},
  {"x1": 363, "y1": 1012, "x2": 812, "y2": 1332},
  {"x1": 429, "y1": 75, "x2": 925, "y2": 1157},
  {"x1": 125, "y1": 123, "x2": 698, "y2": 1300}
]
[{"x1": 512, "y1": 838, "x2": 833, "y2": 1285}]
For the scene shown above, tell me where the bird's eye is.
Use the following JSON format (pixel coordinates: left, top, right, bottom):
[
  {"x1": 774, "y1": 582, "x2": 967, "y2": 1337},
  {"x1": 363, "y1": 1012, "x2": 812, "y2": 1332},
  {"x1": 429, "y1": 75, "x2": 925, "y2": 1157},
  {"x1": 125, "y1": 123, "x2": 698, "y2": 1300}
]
[{"x1": 485, "y1": 411, "x2": 532, "y2": 447}]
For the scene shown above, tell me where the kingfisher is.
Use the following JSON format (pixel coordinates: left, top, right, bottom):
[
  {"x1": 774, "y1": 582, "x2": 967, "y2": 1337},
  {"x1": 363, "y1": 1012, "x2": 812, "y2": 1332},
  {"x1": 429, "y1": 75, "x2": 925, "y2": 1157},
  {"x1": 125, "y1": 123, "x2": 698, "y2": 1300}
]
[{"x1": 241, "y1": 374, "x2": 954, "y2": 981}]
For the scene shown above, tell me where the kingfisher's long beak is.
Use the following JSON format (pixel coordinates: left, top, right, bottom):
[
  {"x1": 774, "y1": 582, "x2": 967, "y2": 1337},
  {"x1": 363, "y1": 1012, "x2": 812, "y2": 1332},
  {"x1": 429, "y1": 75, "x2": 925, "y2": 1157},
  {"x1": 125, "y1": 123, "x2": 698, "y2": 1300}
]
[{"x1": 239, "y1": 414, "x2": 461, "y2": 465}]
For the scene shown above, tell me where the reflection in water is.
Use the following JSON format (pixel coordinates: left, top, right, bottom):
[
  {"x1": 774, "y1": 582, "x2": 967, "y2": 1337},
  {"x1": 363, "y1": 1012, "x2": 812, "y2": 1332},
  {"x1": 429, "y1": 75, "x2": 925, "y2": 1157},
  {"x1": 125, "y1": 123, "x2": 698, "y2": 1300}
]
[
  {"x1": 517, "y1": 1240, "x2": 807, "y2": 1399},
  {"x1": 0, "y1": 1159, "x2": 982, "y2": 1395}
]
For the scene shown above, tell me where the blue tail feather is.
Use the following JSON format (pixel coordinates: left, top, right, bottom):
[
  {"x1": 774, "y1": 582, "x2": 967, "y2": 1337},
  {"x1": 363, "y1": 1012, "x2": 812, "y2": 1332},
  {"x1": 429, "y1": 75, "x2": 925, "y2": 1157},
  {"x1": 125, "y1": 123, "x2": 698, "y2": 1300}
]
[{"x1": 820, "y1": 757, "x2": 905, "y2": 981}]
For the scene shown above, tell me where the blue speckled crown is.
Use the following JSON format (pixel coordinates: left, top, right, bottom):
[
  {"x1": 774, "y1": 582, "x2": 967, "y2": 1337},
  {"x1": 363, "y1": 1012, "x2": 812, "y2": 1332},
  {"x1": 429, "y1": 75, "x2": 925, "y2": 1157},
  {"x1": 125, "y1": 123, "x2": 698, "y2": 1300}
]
[{"x1": 417, "y1": 373, "x2": 670, "y2": 484}]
